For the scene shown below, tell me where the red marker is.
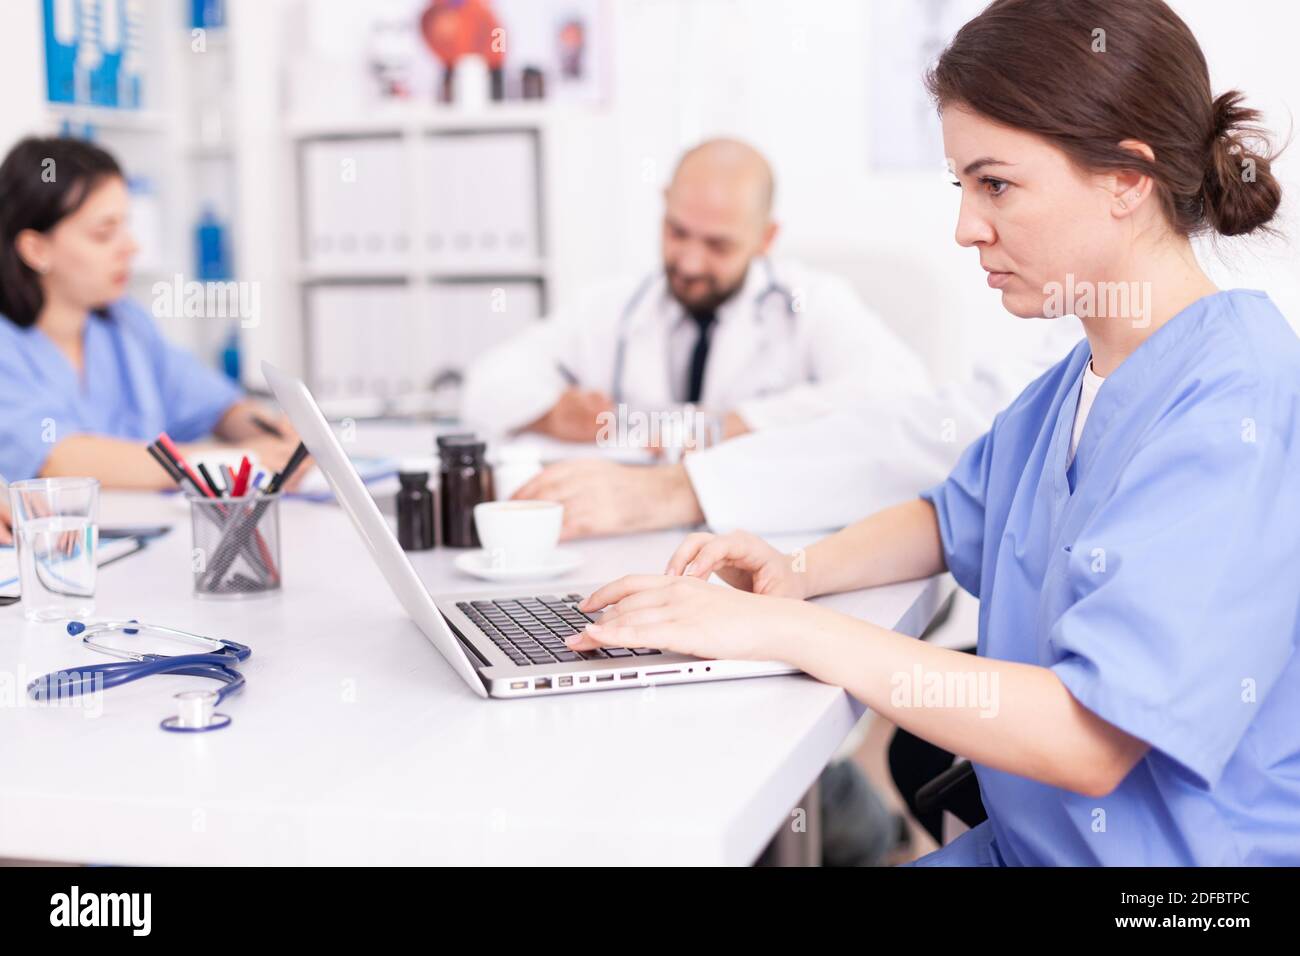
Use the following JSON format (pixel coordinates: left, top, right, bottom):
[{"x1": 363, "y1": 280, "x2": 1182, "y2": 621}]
[
  {"x1": 155, "y1": 434, "x2": 216, "y2": 499},
  {"x1": 232, "y1": 456, "x2": 252, "y2": 497}
]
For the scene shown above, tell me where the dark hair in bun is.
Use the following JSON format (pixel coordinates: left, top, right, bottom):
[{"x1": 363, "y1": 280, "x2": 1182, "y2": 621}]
[{"x1": 1204, "y1": 91, "x2": 1283, "y2": 237}]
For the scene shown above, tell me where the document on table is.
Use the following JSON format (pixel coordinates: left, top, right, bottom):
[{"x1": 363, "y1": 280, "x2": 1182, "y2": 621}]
[{"x1": 0, "y1": 536, "x2": 146, "y2": 600}]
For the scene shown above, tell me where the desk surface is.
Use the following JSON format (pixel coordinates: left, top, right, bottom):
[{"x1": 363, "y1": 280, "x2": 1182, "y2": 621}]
[{"x1": 0, "y1": 491, "x2": 950, "y2": 866}]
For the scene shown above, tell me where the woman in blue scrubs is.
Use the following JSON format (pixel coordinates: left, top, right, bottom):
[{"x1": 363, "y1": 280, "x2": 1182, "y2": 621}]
[
  {"x1": 0, "y1": 136, "x2": 301, "y2": 491},
  {"x1": 567, "y1": 0, "x2": 1300, "y2": 865}
]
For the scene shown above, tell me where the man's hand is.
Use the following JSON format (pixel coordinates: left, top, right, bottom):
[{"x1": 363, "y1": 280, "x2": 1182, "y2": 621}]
[
  {"x1": 511, "y1": 460, "x2": 704, "y2": 539},
  {"x1": 527, "y1": 388, "x2": 615, "y2": 443},
  {"x1": 0, "y1": 498, "x2": 11, "y2": 545}
]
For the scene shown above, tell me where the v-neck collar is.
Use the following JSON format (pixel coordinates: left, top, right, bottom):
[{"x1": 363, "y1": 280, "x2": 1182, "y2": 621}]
[
  {"x1": 29, "y1": 320, "x2": 90, "y2": 393},
  {"x1": 1049, "y1": 288, "x2": 1240, "y2": 505}
]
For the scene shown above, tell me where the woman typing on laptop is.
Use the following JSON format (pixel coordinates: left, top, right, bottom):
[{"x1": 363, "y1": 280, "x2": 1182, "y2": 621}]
[
  {"x1": 567, "y1": 0, "x2": 1300, "y2": 865},
  {"x1": 0, "y1": 137, "x2": 302, "y2": 488}
]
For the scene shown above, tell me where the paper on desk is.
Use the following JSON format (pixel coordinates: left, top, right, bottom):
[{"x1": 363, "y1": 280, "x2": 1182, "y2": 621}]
[
  {"x1": 0, "y1": 536, "x2": 145, "y2": 598},
  {"x1": 502, "y1": 433, "x2": 656, "y2": 465},
  {"x1": 288, "y1": 457, "x2": 398, "y2": 502}
]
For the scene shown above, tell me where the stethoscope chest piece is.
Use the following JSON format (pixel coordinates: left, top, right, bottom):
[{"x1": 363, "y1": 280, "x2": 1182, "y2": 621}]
[{"x1": 160, "y1": 689, "x2": 231, "y2": 733}]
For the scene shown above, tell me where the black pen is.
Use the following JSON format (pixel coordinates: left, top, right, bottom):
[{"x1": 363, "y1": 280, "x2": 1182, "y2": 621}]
[
  {"x1": 267, "y1": 442, "x2": 309, "y2": 494},
  {"x1": 196, "y1": 462, "x2": 224, "y2": 498}
]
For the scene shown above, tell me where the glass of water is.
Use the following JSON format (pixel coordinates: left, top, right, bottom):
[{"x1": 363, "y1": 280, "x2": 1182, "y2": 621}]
[
  {"x1": 8, "y1": 477, "x2": 100, "y2": 622},
  {"x1": 656, "y1": 404, "x2": 723, "y2": 463}
]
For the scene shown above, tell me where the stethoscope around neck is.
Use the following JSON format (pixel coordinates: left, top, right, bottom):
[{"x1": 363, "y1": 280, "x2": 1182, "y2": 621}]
[{"x1": 609, "y1": 258, "x2": 798, "y2": 405}]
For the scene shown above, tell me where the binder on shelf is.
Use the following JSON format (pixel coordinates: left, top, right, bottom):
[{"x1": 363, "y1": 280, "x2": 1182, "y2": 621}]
[
  {"x1": 308, "y1": 281, "x2": 541, "y2": 406},
  {"x1": 445, "y1": 281, "x2": 541, "y2": 369},
  {"x1": 44, "y1": 0, "x2": 142, "y2": 109},
  {"x1": 92, "y1": 0, "x2": 122, "y2": 108},
  {"x1": 301, "y1": 137, "x2": 407, "y2": 274},
  {"x1": 307, "y1": 283, "x2": 413, "y2": 402},
  {"x1": 422, "y1": 131, "x2": 541, "y2": 270},
  {"x1": 43, "y1": 0, "x2": 78, "y2": 104}
]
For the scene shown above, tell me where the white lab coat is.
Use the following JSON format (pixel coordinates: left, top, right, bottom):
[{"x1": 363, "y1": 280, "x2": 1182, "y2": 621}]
[
  {"x1": 460, "y1": 258, "x2": 929, "y2": 435},
  {"x1": 683, "y1": 316, "x2": 1087, "y2": 534}
]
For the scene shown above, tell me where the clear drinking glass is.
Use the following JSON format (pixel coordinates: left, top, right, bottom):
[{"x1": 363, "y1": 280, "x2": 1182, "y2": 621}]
[
  {"x1": 657, "y1": 404, "x2": 723, "y2": 463},
  {"x1": 8, "y1": 477, "x2": 100, "y2": 622}
]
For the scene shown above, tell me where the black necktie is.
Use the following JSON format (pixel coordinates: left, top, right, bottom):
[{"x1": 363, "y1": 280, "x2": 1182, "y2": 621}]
[{"x1": 686, "y1": 310, "x2": 717, "y2": 404}]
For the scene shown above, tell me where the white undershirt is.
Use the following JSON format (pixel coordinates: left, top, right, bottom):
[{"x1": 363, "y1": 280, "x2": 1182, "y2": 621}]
[{"x1": 1068, "y1": 358, "x2": 1106, "y2": 466}]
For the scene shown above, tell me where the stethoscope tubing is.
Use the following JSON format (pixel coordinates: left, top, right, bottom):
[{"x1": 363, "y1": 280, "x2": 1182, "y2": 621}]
[
  {"x1": 26, "y1": 621, "x2": 250, "y2": 722},
  {"x1": 610, "y1": 259, "x2": 796, "y2": 405},
  {"x1": 27, "y1": 653, "x2": 246, "y2": 702}
]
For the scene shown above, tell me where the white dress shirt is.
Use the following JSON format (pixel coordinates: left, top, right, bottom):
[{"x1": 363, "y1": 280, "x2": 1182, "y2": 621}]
[
  {"x1": 459, "y1": 257, "x2": 929, "y2": 435},
  {"x1": 683, "y1": 316, "x2": 1087, "y2": 533}
]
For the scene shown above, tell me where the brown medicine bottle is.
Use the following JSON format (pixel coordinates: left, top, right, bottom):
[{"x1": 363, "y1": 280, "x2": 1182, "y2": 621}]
[{"x1": 439, "y1": 437, "x2": 494, "y2": 547}]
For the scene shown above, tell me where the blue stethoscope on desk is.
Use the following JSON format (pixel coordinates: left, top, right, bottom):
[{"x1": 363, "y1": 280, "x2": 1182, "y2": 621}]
[
  {"x1": 26, "y1": 620, "x2": 251, "y2": 733},
  {"x1": 609, "y1": 258, "x2": 799, "y2": 404}
]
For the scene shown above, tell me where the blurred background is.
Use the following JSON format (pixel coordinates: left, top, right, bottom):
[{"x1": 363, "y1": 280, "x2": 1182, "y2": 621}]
[{"x1": 1, "y1": 0, "x2": 1297, "y2": 419}]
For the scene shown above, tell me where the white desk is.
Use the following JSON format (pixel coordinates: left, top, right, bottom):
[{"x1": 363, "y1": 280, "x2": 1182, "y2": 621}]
[{"x1": 0, "y1": 491, "x2": 951, "y2": 866}]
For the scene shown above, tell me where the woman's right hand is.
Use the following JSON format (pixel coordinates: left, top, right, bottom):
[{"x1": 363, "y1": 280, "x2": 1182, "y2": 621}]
[
  {"x1": 663, "y1": 530, "x2": 810, "y2": 599},
  {"x1": 241, "y1": 434, "x2": 311, "y2": 491}
]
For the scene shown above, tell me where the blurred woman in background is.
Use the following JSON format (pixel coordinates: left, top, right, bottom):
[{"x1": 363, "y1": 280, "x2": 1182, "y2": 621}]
[{"x1": 0, "y1": 136, "x2": 301, "y2": 491}]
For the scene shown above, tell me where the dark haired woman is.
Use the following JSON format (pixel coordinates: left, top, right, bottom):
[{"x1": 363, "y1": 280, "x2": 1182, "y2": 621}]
[
  {"x1": 0, "y1": 136, "x2": 302, "y2": 489},
  {"x1": 566, "y1": 0, "x2": 1300, "y2": 864}
]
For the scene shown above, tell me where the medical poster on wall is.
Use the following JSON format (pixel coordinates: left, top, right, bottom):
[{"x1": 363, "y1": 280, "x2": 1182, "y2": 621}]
[
  {"x1": 360, "y1": 0, "x2": 610, "y2": 105},
  {"x1": 868, "y1": 0, "x2": 985, "y2": 171}
]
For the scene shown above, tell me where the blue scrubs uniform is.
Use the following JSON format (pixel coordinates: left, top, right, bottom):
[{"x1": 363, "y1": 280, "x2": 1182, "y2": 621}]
[
  {"x1": 0, "y1": 299, "x2": 242, "y2": 480},
  {"x1": 914, "y1": 289, "x2": 1300, "y2": 866}
]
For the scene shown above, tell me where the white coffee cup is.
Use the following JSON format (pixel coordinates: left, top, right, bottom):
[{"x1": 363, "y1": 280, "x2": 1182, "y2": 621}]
[
  {"x1": 473, "y1": 500, "x2": 563, "y2": 568},
  {"x1": 488, "y1": 445, "x2": 543, "y2": 501}
]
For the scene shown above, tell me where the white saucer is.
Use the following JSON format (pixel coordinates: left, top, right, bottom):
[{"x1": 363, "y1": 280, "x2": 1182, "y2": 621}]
[{"x1": 453, "y1": 548, "x2": 583, "y2": 582}]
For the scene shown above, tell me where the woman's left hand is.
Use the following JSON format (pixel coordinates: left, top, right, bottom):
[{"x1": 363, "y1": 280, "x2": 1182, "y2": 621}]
[{"x1": 570, "y1": 574, "x2": 810, "y2": 662}]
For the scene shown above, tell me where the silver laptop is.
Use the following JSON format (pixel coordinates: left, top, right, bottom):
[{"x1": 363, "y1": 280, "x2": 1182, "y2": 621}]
[{"x1": 263, "y1": 361, "x2": 797, "y2": 698}]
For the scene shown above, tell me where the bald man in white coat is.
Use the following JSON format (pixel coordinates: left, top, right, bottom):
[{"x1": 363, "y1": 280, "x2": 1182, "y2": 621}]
[{"x1": 462, "y1": 138, "x2": 927, "y2": 445}]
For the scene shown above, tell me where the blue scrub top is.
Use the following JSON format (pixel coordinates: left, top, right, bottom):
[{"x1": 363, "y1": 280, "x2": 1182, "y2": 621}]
[
  {"x1": 915, "y1": 289, "x2": 1300, "y2": 866},
  {"x1": 0, "y1": 299, "x2": 243, "y2": 480}
]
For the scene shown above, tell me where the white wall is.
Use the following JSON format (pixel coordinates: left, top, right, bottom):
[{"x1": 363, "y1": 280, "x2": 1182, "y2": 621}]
[
  {"x1": 545, "y1": 0, "x2": 1300, "y2": 379},
  {"x1": 0, "y1": 2, "x2": 45, "y2": 150},
  {"x1": 4, "y1": 0, "x2": 1296, "y2": 382}
]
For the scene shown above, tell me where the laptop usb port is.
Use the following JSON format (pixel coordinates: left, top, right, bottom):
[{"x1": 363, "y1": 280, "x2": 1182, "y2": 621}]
[
  {"x1": 510, "y1": 681, "x2": 527, "y2": 690},
  {"x1": 558, "y1": 676, "x2": 573, "y2": 687},
  {"x1": 595, "y1": 674, "x2": 614, "y2": 683},
  {"x1": 578, "y1": 676, "x2": 590, "y2": 684},
  {"x1": 535, "y1": 678, "x2": 552, "y2": 690},
  {"x1": 619, "y1": 671, "x2": 638, "y2": 680}
]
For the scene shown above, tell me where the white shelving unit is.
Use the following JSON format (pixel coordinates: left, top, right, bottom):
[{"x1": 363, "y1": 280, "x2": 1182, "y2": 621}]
[
  {"x1": 6, "y1": 1, "x2": 618, "y2": 418},
  {"x1": 216, "y1": 0, "x2": 620, "y2": 414},
  {"x1": 283, "y1": 107, "x2": 560, "y2": 419},
  {"x1": 46, "y1": 103, "x2": 171, "y2": 130}
]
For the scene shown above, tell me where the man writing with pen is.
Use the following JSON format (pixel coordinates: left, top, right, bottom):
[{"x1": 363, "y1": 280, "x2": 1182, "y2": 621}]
[{"x1": 459, "y1": 138, "x2": 925, "y2": 445}]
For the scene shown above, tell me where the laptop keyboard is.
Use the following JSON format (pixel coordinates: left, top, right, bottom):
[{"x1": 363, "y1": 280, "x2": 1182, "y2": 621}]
[{"x1": 455, "y1": 594, "x2": 662, "y2": 667}]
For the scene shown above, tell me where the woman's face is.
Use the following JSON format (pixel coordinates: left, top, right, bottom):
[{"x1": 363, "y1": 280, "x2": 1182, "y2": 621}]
[
  {"x1": 942, "y1": 104, "x2": 1125, "y2": 319},
  {"x1": 31, "y1": 175, "x2": 138, "y2": 309}
]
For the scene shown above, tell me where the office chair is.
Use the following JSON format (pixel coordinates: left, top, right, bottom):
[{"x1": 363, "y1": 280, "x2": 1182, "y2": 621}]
[{"x1": 915, "y1": 758, "x2": 986, "y2": 830}]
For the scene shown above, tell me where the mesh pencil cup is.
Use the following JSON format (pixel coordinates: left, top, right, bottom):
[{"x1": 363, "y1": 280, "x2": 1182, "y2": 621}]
[{"x1": 189, "y1": 493, "x2": 283, "y2": 598}]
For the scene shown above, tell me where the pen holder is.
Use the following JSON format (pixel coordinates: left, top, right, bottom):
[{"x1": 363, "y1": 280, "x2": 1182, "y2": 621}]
[{"x1": 189, "y1": 493, "x2": 283, "y2": 599}]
